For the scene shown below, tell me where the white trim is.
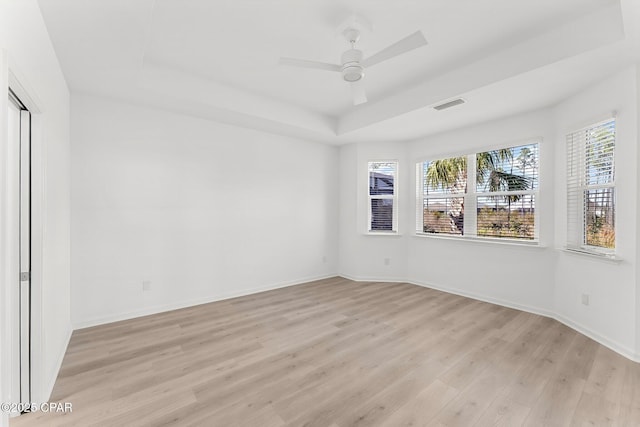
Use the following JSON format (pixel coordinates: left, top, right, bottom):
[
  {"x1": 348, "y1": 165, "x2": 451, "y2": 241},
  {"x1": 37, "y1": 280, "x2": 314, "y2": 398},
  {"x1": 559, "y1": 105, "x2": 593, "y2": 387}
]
[
  {"x1": 567, "y1": 114, "x2": 617, "y2": 135},
  {"x1": 566, "y1": 118, "x2": 616, "y2": 253},
  {"x1": 31, "y1": 271, "x2": 640, "y2": 400},
  {"x1": 19, "y1": 107, "x2": 30, "y2": 406},
  {"x1": 8, "y1": 68, "x2": 43, "y2": 114},
  {"x1": 473, "y1": 189, "x2": 538, "y2": 197},
  {"x1": 0, "y1": 48, "x2": 10, "y2": 427},
  {"x1": 407, "y1": 277, "x2": 553, "y2": 318},
  {"x1": 413, "y1": 233, "x2": 543, "y2": 248},
  {"x1": 339, "y1": 275, "x2": 640, "y2": 363},
  {"x1": 412, "y1": 277, "x2": 638, "y2": 361},
  {"x1": 27, "y1": 110, "x2": 45, "y2": 404},
  {"x1": 412, "y1": 136, "x2": 544, "y2": 166},
  {"x1": 367, "y1": 160, "x2": 398, "y2": 233},
  {"x1": 553, "y1": 313, "x2": 639, "y2": 363},
  {"x1": 338, "y1": 274, "x2": 408, "y2": 283},
  {"x1": 73, "y1": 273, "x2": 337, "y2": 330},
  {"x1": 416, "y1": 141, "x2": 540, "y2": 240},
  {"x1": 6, "y1": 57, "x2": 48, "y2": 408},
  {"x1": 578, "y1": 182, "x2": 615, "y2": 191},
  {"x1": 560, "y1": 248, "x2": 622, "y2": 263},
  {"x1": 465, "y1": 153, "x2": 477, "y2": 236},
  {"x1": 5, "y1": 83, "x2": 21, "y2": 415}
]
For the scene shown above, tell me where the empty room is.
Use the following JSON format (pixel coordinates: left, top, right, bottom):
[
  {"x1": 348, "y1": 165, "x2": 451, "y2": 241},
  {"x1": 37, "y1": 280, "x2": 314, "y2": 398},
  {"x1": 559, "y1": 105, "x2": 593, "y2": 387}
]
[{"x1": 2, "y1": 0, "x2": 640, "y2": 426}]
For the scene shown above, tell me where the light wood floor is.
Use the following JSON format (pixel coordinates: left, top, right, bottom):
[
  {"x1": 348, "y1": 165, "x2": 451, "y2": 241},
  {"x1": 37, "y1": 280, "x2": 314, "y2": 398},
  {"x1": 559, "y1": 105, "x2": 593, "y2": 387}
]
[{"x1": 11, "y1": 277, "x2": 640, "y2": 426}]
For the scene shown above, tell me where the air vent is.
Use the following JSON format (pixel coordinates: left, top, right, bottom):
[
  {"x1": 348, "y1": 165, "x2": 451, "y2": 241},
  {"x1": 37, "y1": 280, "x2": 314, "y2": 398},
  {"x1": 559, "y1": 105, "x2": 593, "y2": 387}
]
[{"x1": 433, "y1": 99, "x2": 465, "y2": 111}]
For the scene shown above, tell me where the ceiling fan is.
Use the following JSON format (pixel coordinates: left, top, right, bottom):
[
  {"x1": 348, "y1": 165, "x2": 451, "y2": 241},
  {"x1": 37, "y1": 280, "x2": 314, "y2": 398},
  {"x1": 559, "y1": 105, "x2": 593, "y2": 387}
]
[{"x1": 279, "y1": 28, "x2": 427, "y2": 106}]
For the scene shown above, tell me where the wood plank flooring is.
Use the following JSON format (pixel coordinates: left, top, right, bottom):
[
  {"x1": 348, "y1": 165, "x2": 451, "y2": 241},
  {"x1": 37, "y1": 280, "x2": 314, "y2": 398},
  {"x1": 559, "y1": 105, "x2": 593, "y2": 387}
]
[{"x1": 10, "y1": 277, "x2": 640, "y2": 426}]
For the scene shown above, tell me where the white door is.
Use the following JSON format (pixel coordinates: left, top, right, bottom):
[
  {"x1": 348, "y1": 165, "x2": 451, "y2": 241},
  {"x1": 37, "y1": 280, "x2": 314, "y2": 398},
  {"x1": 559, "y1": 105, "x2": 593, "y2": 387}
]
[
  {"x1": 19, "y1": 102, "x2": 30, "y2": 407},
  {"x1": 8, "y1": 90, "x2": 31, "y2": 411}
]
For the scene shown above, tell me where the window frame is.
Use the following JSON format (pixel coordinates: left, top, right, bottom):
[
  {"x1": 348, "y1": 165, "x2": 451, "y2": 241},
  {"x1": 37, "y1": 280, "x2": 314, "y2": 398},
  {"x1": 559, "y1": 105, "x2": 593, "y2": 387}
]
[
  {"x1": 566, "y1": 118, "x2": 616, "y2": 256},
  {"x1": 415, "y1": 140, "x2": 541, "y2": 243},
  {"x1": 417, "y1": 155, "x2": 468, "y2": 237},
  {"x1": 367, "y1": 160, "x2": 399, "y2": 234}
]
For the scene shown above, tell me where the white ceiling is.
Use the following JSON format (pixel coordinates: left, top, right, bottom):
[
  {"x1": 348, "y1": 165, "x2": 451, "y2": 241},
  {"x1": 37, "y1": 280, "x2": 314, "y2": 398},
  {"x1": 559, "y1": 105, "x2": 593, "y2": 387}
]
[{"x1": 38, "y1": 0, "x2": 640, "y2": 144}]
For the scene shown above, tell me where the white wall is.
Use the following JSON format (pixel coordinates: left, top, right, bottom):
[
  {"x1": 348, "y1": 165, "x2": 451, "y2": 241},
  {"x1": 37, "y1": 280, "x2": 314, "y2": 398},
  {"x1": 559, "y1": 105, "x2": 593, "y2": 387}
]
[
  {"x1": 0, "y1": 0, "x2": 71, "y2": 421},
  {"x1": 338, "y1": 142, "x2": 409, "y2": 282},
  {"x1": 637, "y1": 66, "x2": 640, "y2": 357},
  {"x1": 338, "y1": 67, "x2": 640, "y2": 361},
  {"x1": 339, "y1": 110, "x2": 556, "y2": 312},
  {"x1": 0, "y1": 7, "x2": 635, "y2": 424},
  {"x1": 406, "y1": 110, "x2": 556, "y2": 314},
  {"x1": 71, "y1": 94, "x2": 338, "y2": 327},
  {"x1": 553, "y1": 67, "x2": 638, "y2": 357}
]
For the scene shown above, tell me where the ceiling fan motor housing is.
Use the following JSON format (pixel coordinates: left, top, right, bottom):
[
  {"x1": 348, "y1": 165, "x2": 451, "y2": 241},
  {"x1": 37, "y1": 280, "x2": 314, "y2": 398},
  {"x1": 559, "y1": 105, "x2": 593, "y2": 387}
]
[{"x1": 341, "y1": 49, "x2": 364, "y2": 82}]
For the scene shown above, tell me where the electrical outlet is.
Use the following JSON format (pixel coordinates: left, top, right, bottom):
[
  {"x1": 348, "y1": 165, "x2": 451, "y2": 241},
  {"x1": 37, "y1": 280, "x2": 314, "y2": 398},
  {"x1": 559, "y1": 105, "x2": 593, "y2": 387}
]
[
  {"x1": 143, "y1": 280, "x2": 152, "y2": 292},
  {"x1": 384, "y1": 258, "x2": 390, "y2": 266},
  {"x1": 581, "y1": 294, "x2": 589, "y2": 306}
]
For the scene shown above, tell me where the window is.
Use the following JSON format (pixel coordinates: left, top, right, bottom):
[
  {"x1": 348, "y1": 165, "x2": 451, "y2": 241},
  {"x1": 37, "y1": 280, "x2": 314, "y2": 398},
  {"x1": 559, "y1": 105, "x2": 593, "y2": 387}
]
[
  {"x1": 476, "y1": 144, "x2": 539, "y2": 239},
  {"x1": 416, "y1": 142, "x2": 539, "y2": 241},
  {"x1": 567, "y1": 119, "x2": 615, "y2": 254},
  {"x1": 368, "y1": 161, "x2": 397, "y2": 232},
  {"x1": 420, "y1": 156, "x2": 466, "y2": 235}
]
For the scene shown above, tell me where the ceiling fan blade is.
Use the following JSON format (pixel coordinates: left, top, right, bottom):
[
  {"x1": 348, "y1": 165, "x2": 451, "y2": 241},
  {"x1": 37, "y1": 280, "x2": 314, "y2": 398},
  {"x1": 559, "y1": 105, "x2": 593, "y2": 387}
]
[
  {"x1": 278, "y1": 57, "x2": 341, "y2": 72},
  {"x1": 350, "y1": 80, "x2": 367, "y2": 105},
  {"x1": 361, "y1": 31, "x2": 427, "y2": 68}
]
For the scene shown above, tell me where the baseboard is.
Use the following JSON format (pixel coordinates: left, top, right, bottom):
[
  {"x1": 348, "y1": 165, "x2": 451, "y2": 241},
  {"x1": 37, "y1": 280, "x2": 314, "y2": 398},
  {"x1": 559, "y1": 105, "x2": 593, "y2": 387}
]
[
  {"x1": 71, "y1": 272, "x2": 640, "y2": 363},
  {"x1": 342, "y1": 275, "x2": 640, "y2": 363},
  {"x1": 407, "y1": 278, "x2": 554, "y2": 319},
  {"x1": 43, "y1": 323, "x2": 73, "y2": 402},
  {"x1": 73, "y1": 273, "x2": 338, "y2": 330},
  {"x1": 553, "y1": 313, "x2": 640, "y2": 363},
  {"x1": 409, "y1": 279, "x2": 640, "y2": 362},
  {"x1": 338, "y1": 273, "x2": 408, "y2": 283}
]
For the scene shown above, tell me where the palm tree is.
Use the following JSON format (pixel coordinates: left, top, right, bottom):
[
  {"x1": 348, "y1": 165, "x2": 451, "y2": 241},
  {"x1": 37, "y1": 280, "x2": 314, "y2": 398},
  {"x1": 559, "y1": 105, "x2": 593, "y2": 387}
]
[
  {"x1": 425, "y1": 156, "x2": 466, "y2": 234},
  {"x1": 517, "y1": 147, "x2": 537, "y2": 214},
  {"x1": 425, "y1": 148, "x2": 532, "y2": 234}
]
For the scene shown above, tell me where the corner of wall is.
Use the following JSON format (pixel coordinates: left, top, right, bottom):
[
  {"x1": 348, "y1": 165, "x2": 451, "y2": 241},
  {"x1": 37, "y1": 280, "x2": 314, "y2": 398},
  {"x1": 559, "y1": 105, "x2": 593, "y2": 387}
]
[
  {"x1": 42, "y1": 324, "x2": 72, "y2": 402},
  {"x1": 635, "y1": 63, "x2": 640, "y2": 358}
]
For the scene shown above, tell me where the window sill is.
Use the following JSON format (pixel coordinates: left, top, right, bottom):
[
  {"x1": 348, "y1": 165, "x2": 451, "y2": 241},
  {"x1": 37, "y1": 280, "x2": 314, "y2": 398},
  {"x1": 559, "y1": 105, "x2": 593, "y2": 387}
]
[
  {"x1": 413, "y1": 233, "x2": 545, "y2": 248},
  {"x1": 560, "y1": 248, "x2": 621, "y2": 263},
  {"x1": 365, "y1": 231, "x2": 402, "y2": 237}
]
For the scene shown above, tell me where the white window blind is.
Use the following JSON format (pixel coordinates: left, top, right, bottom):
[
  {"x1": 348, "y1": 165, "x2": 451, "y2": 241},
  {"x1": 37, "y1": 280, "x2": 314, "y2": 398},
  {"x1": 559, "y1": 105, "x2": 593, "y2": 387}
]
[
  {"x1": 368, "y1": 161, "x2": 397, "y2": 232},
  {"x1": 416, "y1": 142, "x2": 539, "y2": 241},
  {"x1": 419, "y1": 156, "x2": 467, "y2": 235},
  {"x1": 566, "y1": 119, "x2": 615, "y2": 254},
  {"x1": 475, "y1": 143, "x2": 539, "y2": 240}
]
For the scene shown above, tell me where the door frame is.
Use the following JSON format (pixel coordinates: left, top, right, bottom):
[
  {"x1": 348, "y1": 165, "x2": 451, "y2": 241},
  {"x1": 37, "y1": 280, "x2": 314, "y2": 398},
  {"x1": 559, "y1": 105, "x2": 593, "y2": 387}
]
[
  {"x1": 1, "y1": 51, "x2": 45, "y2": 424},
  {"x1": 9, "y1": 89, "x2": 32, "y2": 407}
]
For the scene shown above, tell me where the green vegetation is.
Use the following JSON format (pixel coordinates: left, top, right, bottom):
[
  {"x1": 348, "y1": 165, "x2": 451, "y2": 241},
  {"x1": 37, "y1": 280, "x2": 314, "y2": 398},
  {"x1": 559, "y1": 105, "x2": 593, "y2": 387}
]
[
  {"x1": 424, "y1": 146, "x2": 535, "y2": 238},
  {"x1": 423, "y1": 207, "x2": 461, "y2": 235},
  {"x1": 477, "y1": 208, "x2": 534, "y2": 239},
  {"x1": 582, "y1": 123, "x2": 615, "y2": 249},
  {"x1": 586, "y1": 215, "x2": 615, "y2": 249}
]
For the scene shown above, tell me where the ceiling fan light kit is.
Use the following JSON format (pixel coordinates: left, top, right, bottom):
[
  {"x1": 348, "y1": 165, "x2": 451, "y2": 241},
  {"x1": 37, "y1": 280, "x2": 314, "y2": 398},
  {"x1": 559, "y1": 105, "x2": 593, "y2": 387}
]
[
  {"x1": 341, "y1": 47, "x2": 364, "y2": 82},
  {"x1": 279, "y1": 25, "x2": 428, "y2": 106}
]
